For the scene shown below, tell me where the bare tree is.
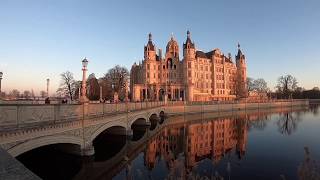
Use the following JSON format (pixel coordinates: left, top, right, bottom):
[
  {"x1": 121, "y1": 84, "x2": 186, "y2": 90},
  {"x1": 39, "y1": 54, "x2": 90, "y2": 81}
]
[
  {"x1": 23, "y1": 90, "x2": 31, "y2": 99},
  {"x1": 9, "y1": 89, "x2": 20, "y2": 99},
  {"x1": 104, "y1": 65, "x2": 129, "y2": 100},
  {"x1": 253, "y1": 78, "x2": 269, "y2": 93},
  {"x1": 40, "y1": 90, "x2": 47, "y2": 98},
  {"x1": 276, "y1": 75, "x2": 298, "y2": 99},
  {"x1": 87, "y1": 73, "x2": 100, "y2": 100},
  {"x1": 56, "y1": 71, "x2": 77, "y2": 100},
  {"x1": 247, "y1": 77, "x2": 255, "y2": 92}
]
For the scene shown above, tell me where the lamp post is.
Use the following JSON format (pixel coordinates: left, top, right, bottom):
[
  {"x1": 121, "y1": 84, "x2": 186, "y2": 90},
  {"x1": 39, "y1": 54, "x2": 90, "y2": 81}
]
[
  {"x1": 0, "y1": 72, "x2": 3, "y2": 93},
  {"x1": 111, "y1": 83, "x2": 115, "y2": 102},
  {"x1": 46, "y1": 78, "x2": 50, "y2": 97},
  {"x1": 80, "y1": 58, "x2": 89, "y2": 103}
]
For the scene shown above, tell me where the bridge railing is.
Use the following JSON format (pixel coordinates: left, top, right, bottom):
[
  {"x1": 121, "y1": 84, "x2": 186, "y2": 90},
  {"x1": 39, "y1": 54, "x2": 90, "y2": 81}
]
[
  {"x1": 0, "y1": 101, "x2": 165, "y2": 132},
  {"x1": 165, "y1": 99, "x2": 309, "y2": 106}
]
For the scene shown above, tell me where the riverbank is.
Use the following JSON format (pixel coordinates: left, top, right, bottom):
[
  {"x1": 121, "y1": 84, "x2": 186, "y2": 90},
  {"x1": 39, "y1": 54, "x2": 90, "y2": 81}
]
[{"x1": 165, "y1": 99, "x2": 309, "y2": 116}]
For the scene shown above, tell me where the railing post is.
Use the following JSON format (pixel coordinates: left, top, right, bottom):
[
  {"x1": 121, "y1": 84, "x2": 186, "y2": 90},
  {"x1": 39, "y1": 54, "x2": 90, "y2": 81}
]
[
  {"x1": 16, "y1": 105, "x2": 20, "y2": 128},
  {"x1": 102, "y1": 103, "x2": 104, "y2": 116}
]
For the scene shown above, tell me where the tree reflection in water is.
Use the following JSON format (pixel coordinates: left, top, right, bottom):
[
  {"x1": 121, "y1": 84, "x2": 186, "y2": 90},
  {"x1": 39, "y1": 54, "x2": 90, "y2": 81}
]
[
  {"x1": 297, "y1": 147, "x2": 320, "y2": 180},
  {"x1": 276, "y1": 112, "x2": 302, "y2": 135},
  {"x1": 309, "y1": 104, "x2": 319, "y2": 116},
  {"x1": 247, "y1": 114, "x2": 269, "y2": 131}
]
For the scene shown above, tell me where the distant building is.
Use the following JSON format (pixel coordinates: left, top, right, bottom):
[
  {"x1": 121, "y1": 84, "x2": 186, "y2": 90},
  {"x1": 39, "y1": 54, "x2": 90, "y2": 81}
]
[{"x1": 130, "y1": 31, "x2": 247, "y2": 102}]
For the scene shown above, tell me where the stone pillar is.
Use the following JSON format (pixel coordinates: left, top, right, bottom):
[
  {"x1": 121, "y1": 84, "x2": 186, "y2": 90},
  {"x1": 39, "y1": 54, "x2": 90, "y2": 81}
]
[
  {"x1": 81, "y1": 141, "x2": 95, "y2": 156},
  {"x1": 188, "y1": 84, "x2": 194, "y2": 102},
  {"x1": 126, "y1": 129, "x2": 133, "y2": 140},
  {"x1": 99, "y1": 86, "x2": 103, "y2": 102}
]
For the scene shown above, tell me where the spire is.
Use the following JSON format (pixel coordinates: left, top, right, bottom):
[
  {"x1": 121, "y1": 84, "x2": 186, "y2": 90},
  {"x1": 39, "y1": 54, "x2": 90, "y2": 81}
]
[
  {"x1": 170, "y1": 32, "x2": 174, "y2": 40},
  {"x1": 236, "y1": 42, "x2": 244, "y2": 60},
  {"x1": 145, "y1": 32, "x2": 155, "y2": 51},
  {"x1": 183, "y1": 30, "x2": 195, "y2": 49}
]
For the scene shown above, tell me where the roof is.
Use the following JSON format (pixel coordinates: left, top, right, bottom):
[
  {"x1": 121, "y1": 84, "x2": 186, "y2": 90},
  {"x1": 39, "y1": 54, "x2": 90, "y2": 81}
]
[
  {"x1": 183, "y1": 37, "x2": 195, "y2": 49},
  {"x1": 236, "y1": 49, "x2": 245, "y2": 59},
  {"x1": 166, "y1": 37, "x2": 179, "y2": 52},
  {"x1": 196, "y1": 51, "x2": 208, "y2": 59},
  {"x1": 145, "y1": 40, "x2": 155, "y2": 51}
]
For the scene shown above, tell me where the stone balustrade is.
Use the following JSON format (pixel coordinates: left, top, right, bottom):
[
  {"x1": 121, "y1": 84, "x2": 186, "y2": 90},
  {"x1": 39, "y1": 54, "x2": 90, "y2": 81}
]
[{"x1": 0, "y1": 101, "x2": 165, "y2": 131}]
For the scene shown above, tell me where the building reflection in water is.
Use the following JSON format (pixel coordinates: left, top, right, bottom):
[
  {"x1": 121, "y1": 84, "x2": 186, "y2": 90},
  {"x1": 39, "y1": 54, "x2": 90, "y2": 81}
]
[{"x1": 141, "y1": 115, "x2": 250, "y2": 179}]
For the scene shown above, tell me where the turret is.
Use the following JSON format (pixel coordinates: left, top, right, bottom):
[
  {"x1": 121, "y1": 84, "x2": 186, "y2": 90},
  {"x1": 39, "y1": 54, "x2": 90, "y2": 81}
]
[
  {"x1": 236, "y1": 43, "x2": 247, "y2": 98},
  {"x1": 183, "y1": 30, "x2": 195, "y2": 58},
  {"x1": 144, "y1": 33, "x2": 156, "y2": 60},
  {"x1": 183, "y1": 30, "x2": 196, "y2": 102}
]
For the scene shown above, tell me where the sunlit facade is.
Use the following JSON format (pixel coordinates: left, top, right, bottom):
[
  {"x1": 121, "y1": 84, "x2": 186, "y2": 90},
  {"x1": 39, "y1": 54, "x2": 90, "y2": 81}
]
[{"x1": 130, "y1": 31, "x2": 247, "y2": 102}]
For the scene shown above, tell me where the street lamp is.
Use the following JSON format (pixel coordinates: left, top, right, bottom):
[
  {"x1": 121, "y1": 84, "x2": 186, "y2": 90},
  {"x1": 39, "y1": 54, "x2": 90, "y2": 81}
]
[
  {"x1": 0, "y1": 72, "x2": 3, "y2": 93},
  {"x1": 46, "y1": 78, "x2": 50, "y2": 97},
  {"x1": 80, "y1": 57, "x2": 89, "y2": 103},
  {"x1": 111, "y1": 83, "x2": 115, "y2": 102}
]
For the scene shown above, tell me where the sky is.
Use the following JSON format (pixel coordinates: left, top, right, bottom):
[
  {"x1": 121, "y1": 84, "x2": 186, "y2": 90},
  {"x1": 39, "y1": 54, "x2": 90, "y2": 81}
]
[{"x1": 0, "y1": 0, "x2": 320, "y2": 95}]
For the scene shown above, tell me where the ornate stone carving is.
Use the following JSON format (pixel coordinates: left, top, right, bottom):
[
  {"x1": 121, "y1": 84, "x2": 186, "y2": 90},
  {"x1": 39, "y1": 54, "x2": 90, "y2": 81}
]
[
  {"x1": 1, "y1": 140, "x2": 25, "y2": 151},
  {"x1": 0, "y1": 106, "x2": 17, "y2": 126}
]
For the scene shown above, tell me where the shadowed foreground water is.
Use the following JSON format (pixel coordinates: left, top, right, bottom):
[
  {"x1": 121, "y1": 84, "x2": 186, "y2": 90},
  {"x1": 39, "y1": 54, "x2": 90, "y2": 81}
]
[{"x1": 17, "y1": 105, "x2": 320, "y2": 180}]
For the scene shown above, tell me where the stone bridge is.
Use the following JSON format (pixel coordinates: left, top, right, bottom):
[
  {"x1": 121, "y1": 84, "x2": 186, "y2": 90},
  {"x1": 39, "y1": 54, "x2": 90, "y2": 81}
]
[
  {"x1": 0, "y1": 102, "x2": 165, "y2": 157},
  {"x1": 0, "y1": 99, "x2": 309, "y2": 158}
]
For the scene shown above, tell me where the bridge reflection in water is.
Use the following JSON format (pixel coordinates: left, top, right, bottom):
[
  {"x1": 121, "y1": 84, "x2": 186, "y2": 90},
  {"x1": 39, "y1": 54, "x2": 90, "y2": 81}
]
[{"x1": 16, "y1": 106, "x2": 318, "y2": 180}]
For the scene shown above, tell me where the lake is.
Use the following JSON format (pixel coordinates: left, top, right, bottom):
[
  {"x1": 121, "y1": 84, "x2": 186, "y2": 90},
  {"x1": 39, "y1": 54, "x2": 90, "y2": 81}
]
[{"x1": 17, "y1": 104, "x2": 320, "y2": 180}]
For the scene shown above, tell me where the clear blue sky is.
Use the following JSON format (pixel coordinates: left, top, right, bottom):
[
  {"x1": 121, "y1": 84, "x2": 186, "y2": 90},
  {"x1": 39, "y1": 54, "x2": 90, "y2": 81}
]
[{"x1": 0, "y1": 0, "x2": 319, "y2": 94}]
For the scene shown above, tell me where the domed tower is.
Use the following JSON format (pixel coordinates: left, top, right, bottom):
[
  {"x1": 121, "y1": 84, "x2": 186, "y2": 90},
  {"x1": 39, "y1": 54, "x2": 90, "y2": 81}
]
[
  {"x1": 165, "y1": 33, "x2": 179, "y2": 60},
  {"x1": 183, "y1": 30, "x2": 196, "y2": 102},
  {"x1": 236, "y1": 43, "x2": 247, "y2": 98},
  {"x1": 144, "y1": 33, "x2": 156, "y2": 61}
]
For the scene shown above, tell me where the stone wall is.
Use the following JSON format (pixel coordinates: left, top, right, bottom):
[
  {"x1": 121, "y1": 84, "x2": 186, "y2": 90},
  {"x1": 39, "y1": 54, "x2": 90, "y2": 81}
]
[
  {"x1": 165, "y1": 99, "x2": 309, "y2": 115},
  {"x1": 0, "y1": 147, "x2": 40, "y2": 180}
]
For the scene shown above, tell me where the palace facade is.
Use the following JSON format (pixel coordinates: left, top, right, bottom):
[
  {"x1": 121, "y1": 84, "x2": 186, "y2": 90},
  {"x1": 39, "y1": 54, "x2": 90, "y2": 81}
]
[{"x1": 130, "y1": 31, "x2": 247, "y2": 102}]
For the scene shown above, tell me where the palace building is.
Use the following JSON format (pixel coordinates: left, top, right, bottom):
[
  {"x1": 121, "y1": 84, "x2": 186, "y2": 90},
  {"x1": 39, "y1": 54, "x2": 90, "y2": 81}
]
[{"x1": 130, "y1": 31, "x2": 247, "y2": 102}]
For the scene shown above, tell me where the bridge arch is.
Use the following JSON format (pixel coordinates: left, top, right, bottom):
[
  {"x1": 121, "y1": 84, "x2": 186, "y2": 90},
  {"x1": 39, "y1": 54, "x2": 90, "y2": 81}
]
[
  {"x1": 128, "y1": 114, "x2": 149, "y2": 128},
  {"x1": 90, "y1": 121, "x2": 127, "y2": 143},
  {"x1": 148, "y1": 113, "x2": 159, "y2": 131},
  {"x1": 8, "y1": 135, "x2": 83, "y2": 157}
]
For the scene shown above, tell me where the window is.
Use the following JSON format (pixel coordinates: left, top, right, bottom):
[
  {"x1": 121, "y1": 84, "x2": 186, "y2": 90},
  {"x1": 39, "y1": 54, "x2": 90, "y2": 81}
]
[
  {"x1": 147, "y1": 72, "x2": 150, "y2": 78},
  {"x1": 188, "y1": 70, "x2": 192, "y2": 77},
  {"x1": 147, "y1": 64, "x2": 150, "y2": 70},
  {"x1": 163, "y1": 65, "x2": 165, "y2": 69},
  {"x1": 154, "y1": 65, "x2": 156, "y2": 70},
  {"x1": 188, "y1": 62, "x2": 191, "y2": 68}
]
